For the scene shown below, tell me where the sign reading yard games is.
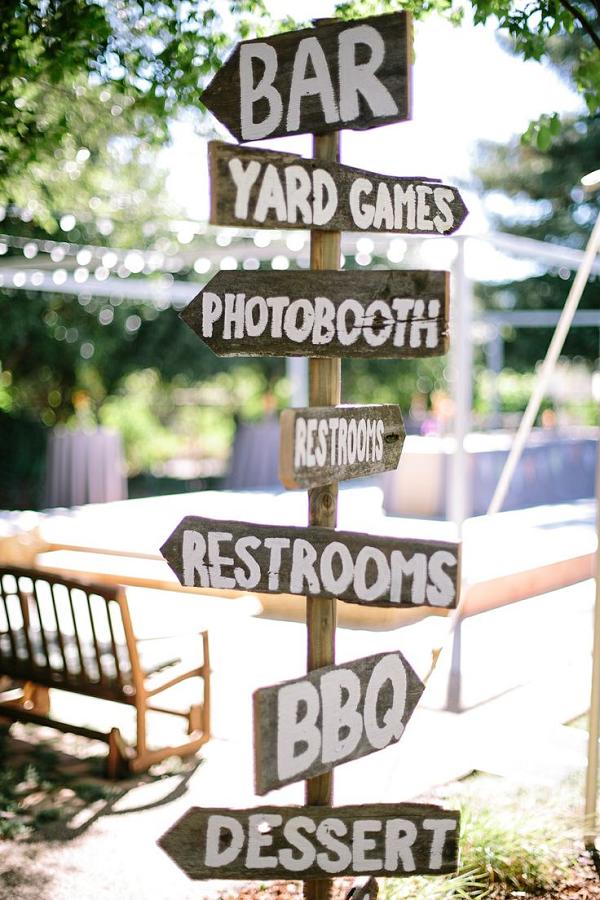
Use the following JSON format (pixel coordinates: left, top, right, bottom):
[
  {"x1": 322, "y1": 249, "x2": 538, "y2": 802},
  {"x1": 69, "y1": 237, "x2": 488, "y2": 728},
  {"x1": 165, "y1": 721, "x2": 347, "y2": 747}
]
[
  {"x1": 160, "y1": 8, "x2": 467, "y2": 891},
  {"x1": 209, "y1": 141, "x2": 468, "y2": 235}
]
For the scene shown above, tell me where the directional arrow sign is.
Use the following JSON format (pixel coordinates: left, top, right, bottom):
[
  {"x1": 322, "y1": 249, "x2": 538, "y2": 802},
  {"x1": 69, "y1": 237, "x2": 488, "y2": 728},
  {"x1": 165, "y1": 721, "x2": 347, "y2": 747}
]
[
  {"x1": 201, "y1": 12, "x2": 412, "y2": 142},
  {"x1": 158, "y1": 803, "x2": 460, "y2": 880},
  {"x1": 160, "y1": 516, "x2": 460, "y2": 611},
  {"x1": 209, "y1": 141, "x2": 468, "y2": 235},
  {"x1": 180, "y1": 270, "x2": 449, "y2": 359},
  {"x1": 253, "y1": 651, "x2": 424, "y2": 794},
  {"x1": 279, "y1": 404, "x2": 405, "y2": 490}
]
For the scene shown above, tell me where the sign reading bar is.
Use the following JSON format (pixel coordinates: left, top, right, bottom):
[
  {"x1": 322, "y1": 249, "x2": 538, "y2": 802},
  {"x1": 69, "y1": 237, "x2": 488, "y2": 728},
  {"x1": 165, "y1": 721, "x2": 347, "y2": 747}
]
[
  {"x1": 254, "y1": 651, "x2": 424, "y2": 795},
  {"x1": 181, "y1": 270, "x2": 449, "y2": 359},
  {"x1": 201, "y1": 13, "x2": 412, "y2": 142},
  {"x1": 160, "y1": 516, "x2": 460, "y2": 611},
  {"x1": 209, "y1": 141, "x2": 468, "y2": 235},
  {"x1": 158, "y1": 803, "x2": 460, "y2": 880},
  {"x1": 279, "y1": 404, "x2": 405, "y2": 490}
]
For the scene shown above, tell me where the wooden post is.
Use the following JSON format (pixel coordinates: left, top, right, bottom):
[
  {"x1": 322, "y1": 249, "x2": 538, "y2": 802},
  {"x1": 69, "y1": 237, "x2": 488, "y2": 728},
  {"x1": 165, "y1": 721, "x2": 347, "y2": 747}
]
[{"x1": 305, "y1": 126, "x2": 341, "y2": 900}]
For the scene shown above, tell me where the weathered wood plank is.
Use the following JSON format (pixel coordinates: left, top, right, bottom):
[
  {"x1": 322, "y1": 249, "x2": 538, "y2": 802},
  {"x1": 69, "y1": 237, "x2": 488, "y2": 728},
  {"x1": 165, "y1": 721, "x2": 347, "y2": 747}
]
[
  {"x1": 253, "y1": 650, "x2": 425, "y2": 795},
  {"x1": 209, "y1": 141, "x2": 468, "y2": 235},
  {"x1": 201, "y1": 13, "x2": 412, "y2": 142},
  {"x1": 279, "y1": 404, "x2": 405, "y2": 490},
  {"x1": 180, "y1": 270, "x2": 450, "y2": 359},
  {"x1": 159, "y1": 516, "x2": 460, "y2": 611},
  {"x1": 158, "y1": 803, "x2": 460, "y2": 880}
]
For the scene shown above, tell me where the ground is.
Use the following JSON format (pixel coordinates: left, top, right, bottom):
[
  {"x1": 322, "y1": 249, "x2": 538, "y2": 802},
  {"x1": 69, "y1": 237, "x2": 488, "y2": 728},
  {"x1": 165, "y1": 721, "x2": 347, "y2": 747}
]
[{"x1": 1, "y1": 720, "x2": 600, "y2": 900}]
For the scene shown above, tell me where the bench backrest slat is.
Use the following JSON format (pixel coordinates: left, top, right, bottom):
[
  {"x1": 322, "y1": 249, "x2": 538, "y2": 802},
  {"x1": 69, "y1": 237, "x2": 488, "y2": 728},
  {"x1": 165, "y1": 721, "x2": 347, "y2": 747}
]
[{"x1": 0, "y1": 566, "x2": 138, "y2": 701}]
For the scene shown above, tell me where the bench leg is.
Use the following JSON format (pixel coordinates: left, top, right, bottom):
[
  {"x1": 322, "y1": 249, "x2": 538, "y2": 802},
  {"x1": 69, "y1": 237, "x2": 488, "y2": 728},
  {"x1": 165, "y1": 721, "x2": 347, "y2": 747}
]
[
  {"x1": 24, "y1": 683, "x2": 50, "y2": 716},
  {"x1": 107, "y1": 727, "x2": 129, "y2": 779}
]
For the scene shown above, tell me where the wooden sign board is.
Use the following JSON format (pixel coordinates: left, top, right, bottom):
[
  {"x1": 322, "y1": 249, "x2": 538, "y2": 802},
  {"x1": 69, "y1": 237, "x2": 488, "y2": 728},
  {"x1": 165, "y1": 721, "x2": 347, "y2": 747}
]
[
  {"x1": 209, "y1": 141, "x2": 468, "y2": 235},
  {"x1": 158, "y1": 803, "x2": 460, "y2": 880},
  {"x1": 253, "y1": 651, "x2": 424, "y2": 795},
  {"x1": 201, "y1": 13, "x2": 412, "y2": 142},
  {"x1": 180, "y1": 270, "x2": 449, "y2": 359},
  {"x1": 160, "y1": 516, "x2": 460, "y2": 611},
  {"x1": 279, "y1": 404, "x2": 405, "y2": 490}
]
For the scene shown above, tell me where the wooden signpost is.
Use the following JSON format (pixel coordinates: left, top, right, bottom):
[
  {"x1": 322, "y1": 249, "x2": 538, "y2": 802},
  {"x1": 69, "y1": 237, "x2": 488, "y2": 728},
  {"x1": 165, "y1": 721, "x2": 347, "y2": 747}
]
[
  {"x1": 279, "y1": 404, "x2": 405, "y2": 490},
  {"x1": 253, "y1": 651, "x2": 424, "y2": 795},
  {"x1": 160, "y1": 516, "x2": 460, "y2": 611},
  {"x1": 158, "y1": 803, "x2": 460, "y2": 880},
  {"x1": 209, "y1": 141, "x2": 468, "y2": 235},
  {"x1": 200, "y1": 13, "x2": 412, "y2": 142},
  {"x1": 180, "y1": 270, "x2": 450, "y2": 359},
  {"x1": 160, "y1": 10, "x2": 467, "y2": 897}
]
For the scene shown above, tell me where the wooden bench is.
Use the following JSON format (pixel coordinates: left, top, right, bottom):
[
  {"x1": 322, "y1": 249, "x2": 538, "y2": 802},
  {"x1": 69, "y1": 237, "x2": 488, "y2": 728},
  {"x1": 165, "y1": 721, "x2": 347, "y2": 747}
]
[{"x1": 0, "y1": 566, "x2": 210, "y2": 776}]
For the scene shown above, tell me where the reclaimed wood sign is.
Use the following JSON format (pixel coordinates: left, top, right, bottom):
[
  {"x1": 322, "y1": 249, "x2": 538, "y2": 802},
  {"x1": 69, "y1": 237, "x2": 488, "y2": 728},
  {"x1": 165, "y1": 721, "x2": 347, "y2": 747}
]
[
  {"x1": 209, "y1": 141, "x2": 468, "y2": 235},
  {"x1": 181, "y1": 270, "x2": 449, "y2": 359},
  {"x1": 279, "y1": 404, "x2": 405, "y2": 490},
  {"x1": 253, "y1": 651, "x2": 424, "y2": 794},
  {"x1": 158, "y1": 803, "x2": 460, "y2": 879},
  {"x1": 201, "y1": 13, "x2": 412, "y2": 142},
  {"x1": 160, "y1": 516, "x2": 460, "y2": 610}
]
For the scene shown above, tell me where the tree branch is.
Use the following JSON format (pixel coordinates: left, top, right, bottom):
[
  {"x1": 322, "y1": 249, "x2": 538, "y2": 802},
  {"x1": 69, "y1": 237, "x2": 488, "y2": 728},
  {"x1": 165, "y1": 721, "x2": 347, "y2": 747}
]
[{"x1": 558, "y1": 0, "x2": 600, "y2": 50}]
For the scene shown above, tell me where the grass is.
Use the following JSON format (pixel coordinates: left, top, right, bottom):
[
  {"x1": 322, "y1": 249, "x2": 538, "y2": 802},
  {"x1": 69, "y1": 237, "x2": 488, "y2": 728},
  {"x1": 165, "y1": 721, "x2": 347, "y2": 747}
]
[{"x1": 380, "y1": 772, "x2": 582, "y2": 899}]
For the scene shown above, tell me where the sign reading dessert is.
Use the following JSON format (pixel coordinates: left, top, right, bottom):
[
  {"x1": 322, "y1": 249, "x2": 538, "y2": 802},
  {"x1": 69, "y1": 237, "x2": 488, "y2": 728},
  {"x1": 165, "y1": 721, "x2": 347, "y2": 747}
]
[
  {"x1": 160, "y1": 517, "x2": 460, "y2": 611},
  {"x1": 180, "y1": 271, "x2": 449, "y2": 359},
  {"x1": 209, "y1": 141, "x2": 468, "y2": 235},
  {"x1": 201, "y1": 13, "x2": 412, "y2": 142},
  {"x1": 159, "y1": 803, "x2": 460, "y2": 880},
  {"x1": 279, "y1": 404, "x2": 405, "y2": 490},
  {"x1": 253, "y1": 651, "x2": 424, "y2": 795}
]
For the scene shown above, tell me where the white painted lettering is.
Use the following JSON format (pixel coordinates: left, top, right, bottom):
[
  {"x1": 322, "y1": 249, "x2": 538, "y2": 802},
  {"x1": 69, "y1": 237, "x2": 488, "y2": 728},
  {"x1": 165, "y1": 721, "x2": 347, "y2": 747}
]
[
  {"x1": 285, "y1": 165, "x2": 312, "y2": 225},
  {"x1": 285, "y1": 298, "x2": 315, "y2": 343},
  {"x1": 277, "y1": 681, "x2": 320, "y2": 780},
  {"x1": 384, "y1": 819, "x2": 417, "y2": 872},
  {"x1": 352, "y1": 820, "x2": 383, "y2": 871},
  {"x1": 205, "y1": 815, "x2": 245, "y2": 867},
  {"x1": 320, "y1": 668, "x2": 362, "y2": 764},
  {"x1": 255, "y1": 164, "x2": 287, "y2": 223},
  {"x1": 338, "y1": 25, "x2": 398, "y2": 121},
  {"x1": 287, "y1": 37, "x2": 339, "y2": 132},
  {"x1": 312, "y1": 169, "x2": 338, "y2": 226},
  {"x1": 423, "y1": 818, "x2": 457, "y2": 869},
  {"x1": 234, "y1": 535, "x2": 261, "y2": 589},
  {"x1": 349, "y1": 178, "x2": 375, "y2": 229},
  {"x1": 319, "y1": 541, "x2": 354, "y2": 595},
  {"x1": 295, "y1": 417, "x2": 307, "y2": 468},
  {"x1": 290, "y1": 538, "x2": 320, "y2": 594},
  {"x1": 354, "y1": 546, "x2": 390, "y2": 602},
  {"x1": 390, "y1": 550, "x2": 427, "y2": 605},
  {"x1": 207, "y1": 531, "x2": 235, "y2": 589},
  {"x1": 427, "y1": 550, "x2": 456, "y2": 607},
  {"x1": 315, "y1": 819, "x2": 352, "y2": 873},
  {"x1": 228, "y1": 158, "x2": 261, "y2": 220},
  {"x1": 202, "y1": 291, "x2": 223, "y2": 337},
  {"x1": 240, "y1": 43, "x2": 283, "y2": 141},
  {"x1": 246, "y1": 813, "x2": 281, "y2": 868},
  {"x1": 264, "y1": 536, "x2": 290, "y2": 591},
  {"x1": 182, "y1": 530, "x2": 209, "y2": 587},
  {"x1": 363, "y1": 654, "x2": 407, "y2": 750},
  {"x1": 280, "y1": 817, "x2": 317, "y2": 872}
]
